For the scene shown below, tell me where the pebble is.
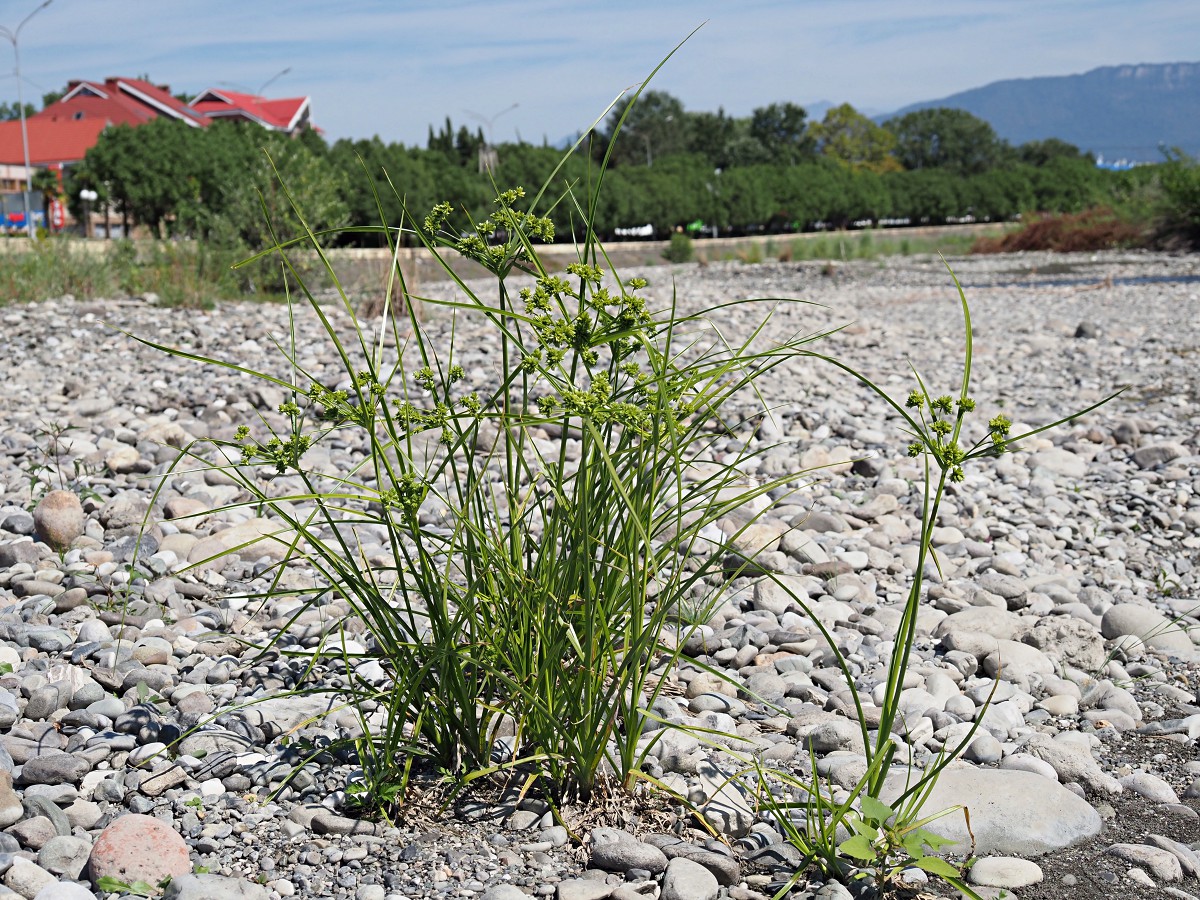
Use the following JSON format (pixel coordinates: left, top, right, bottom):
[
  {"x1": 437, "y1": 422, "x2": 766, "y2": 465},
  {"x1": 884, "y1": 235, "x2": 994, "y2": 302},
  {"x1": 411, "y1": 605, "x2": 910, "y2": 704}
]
[
  {"x1": 661, "y1": 856, "x2": 719, "y2": 900},
  {"x1": 32, "y1": 491, "x2": 84, "y2": 551},
  {"x1": 968, "y1": 857, "x2": 1044, "y2": 888}
]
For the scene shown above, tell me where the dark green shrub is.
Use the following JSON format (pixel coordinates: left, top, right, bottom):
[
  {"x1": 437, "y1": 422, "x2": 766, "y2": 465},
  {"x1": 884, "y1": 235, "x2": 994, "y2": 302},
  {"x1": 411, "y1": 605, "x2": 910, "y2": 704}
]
[{"x1": 663, "y1": 231, "x2": 694, "y2": 262}]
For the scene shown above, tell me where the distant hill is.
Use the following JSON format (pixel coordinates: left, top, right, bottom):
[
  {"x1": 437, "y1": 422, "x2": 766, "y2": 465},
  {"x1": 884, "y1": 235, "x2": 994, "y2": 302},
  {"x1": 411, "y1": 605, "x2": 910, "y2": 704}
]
[{"x1": 884, "y1": 62, "x2": 1200, "y2": 164}]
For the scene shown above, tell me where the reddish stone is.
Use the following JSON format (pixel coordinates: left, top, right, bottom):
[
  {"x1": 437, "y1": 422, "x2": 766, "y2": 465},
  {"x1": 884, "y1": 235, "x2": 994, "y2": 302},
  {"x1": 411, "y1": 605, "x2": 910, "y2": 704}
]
[{"x1": 87, "y1": 813, "x2": 191, "y2": 886}]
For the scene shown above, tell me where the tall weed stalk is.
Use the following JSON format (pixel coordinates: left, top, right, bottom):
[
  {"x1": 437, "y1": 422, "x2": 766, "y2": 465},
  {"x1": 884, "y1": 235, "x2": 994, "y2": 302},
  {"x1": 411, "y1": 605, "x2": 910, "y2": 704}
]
[{"x1": 745, "y1": 262, "x2": 1121, "y2": 896}]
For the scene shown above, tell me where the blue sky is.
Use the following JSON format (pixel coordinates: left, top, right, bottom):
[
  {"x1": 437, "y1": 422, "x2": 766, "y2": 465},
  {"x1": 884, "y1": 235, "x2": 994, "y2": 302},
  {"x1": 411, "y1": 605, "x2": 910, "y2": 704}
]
[{"x1": 2, "y1": 0, "x2": 1197, "y2": 146}]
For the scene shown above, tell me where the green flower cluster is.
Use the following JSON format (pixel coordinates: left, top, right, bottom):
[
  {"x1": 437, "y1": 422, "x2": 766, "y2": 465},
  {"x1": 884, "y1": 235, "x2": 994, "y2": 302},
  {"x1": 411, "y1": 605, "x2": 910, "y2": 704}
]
[
  {"x1": 377, "y1": 471, "x2": 428, "y2": 518},
  {"x1": 234, "y1": 423, "x2": 312, "y2": 474},
  {"x1": 423, "y1": 188, "x2": 554, "y2": 273},
  {"x1": 904, "y1": 389, "x2": 1015, "y2": 482}
]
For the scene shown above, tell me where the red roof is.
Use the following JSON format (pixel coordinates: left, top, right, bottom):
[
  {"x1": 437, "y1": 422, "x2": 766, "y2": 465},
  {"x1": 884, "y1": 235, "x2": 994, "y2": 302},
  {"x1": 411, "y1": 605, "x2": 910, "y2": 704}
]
[
  {"x1": 0, "y1": 77, "x2": 313, "y2": 167},
  {"x1": 189, "y1": 89, "x2": 309, "y2": 132},
  {"x1": 34, "y1": 78, "x2": 208, "y2": 130},
  {"x1": 0, "y1": 117, "x2": 109, "y2": 166}
]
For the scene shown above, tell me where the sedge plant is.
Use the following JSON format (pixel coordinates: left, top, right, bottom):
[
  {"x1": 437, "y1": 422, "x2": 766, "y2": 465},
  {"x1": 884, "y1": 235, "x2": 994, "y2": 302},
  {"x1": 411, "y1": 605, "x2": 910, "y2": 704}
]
[{"x1": 130, "y1": 57, "x2": 843, "y2": 816}]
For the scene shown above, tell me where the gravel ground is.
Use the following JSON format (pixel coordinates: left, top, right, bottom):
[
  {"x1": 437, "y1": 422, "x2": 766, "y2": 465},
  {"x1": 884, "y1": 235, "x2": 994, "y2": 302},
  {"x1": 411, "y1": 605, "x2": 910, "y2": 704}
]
[{"x1": 0, "y1": 249, "x2": 1196, "y2": 900}]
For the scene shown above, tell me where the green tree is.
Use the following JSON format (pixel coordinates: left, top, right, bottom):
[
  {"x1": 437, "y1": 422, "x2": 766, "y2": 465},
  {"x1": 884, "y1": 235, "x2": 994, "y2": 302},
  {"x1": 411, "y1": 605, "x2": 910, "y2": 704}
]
[
  {"x1": 1017, "y1": 138, "x2": 1092, "y2": 167},
  {"x1": 885, "y1": 107, "x2": 1011, "y2": 175},
  {"x1": 749, "y1": 102, "x2": 815, "y2": 165},
  {"x1": 85, "y1": 119, "x2": 199, "y2": 237},
  {"x1": 601, "y1": 90, "x2": 691, "y2": 167},
  {"x1": 810, "y1": 104, "x2": 901, "y2": 174},
  {"x1": 1029, "y1": 157, "x2": 1103, "y2": 212},
  {"x1": 184, "y1": 122, "x2": 349, "y2": 250},
  {"x1": 686, "y1": 108, "x2": 741, "y2": 169},
  {"x1": 0, "y1": 100, "x2": 36, "y2": 121},
  {"x1": 886, "y1": 169, "x2": 961, "y2": 223},
  {"x1": 31, "y1": 168, "x2": 60, "y2": 227}
]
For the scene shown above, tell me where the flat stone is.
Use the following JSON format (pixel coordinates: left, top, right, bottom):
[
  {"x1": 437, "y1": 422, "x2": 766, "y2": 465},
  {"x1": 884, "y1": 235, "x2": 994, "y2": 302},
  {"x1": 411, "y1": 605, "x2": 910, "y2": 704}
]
[
  {"x1": 1107, "y1": 843, "x2": 1183, "y2": 881},
  {"x1": 1020, "y1": 733, "x2": 1121, "y2": 795},
  {"x1": 555, "y1": 879, "x2": 612, "y2": 900},
  {"x1": 1101, "y1": 603, "x2": 1195, "y2": 656},
  {"x1": 968, "y1": 856, "x2": 1044, "y2": 888},
  {"x1": 643, "y1": 836, "x2": 741, "y2": 886},
  {"x1": 880, "y1": 766, "x2": 1101, "y2": 856},
  {"x1": 17, "y1": 753, "x2": 89, "y2": 786},
  {"x1": 188, "y1": 517, "x2": 298, "y2": 566},
  {"x1": 589, "y1": 827, "x2": 668, "y2": 875},
  {"x1": 1120, "y1": 772, "x2": 1179, "y2": 804},
  {"x1": 37, "y1": 834, "x2": 91, "y2": 879},
  {"x1": 480, "y1": 887, "x2": 531, "y2": 900},
  {"x1": 1132, "y1": 443, "x2": 1185, "y2": 469},
  {"x1": 3, "y1": 857, "x2": 56, "y2": 898},
  {"x1": 163, "y1": 873, "x2": 270, "y2": 900},
  {"x1": 33, "y1": 881, "x2": 97, "y2": 900}
]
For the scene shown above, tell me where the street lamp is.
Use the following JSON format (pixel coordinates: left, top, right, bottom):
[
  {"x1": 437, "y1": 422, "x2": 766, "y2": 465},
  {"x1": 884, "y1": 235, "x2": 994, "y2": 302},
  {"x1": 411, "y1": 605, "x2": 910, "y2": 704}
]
[
  {"x1": 0, "y1": 0, "x2": 52, "y2": 239},
  {"x1": 78, "y1": 188, "x2": 97, "y2": 238},
  {"x1": 464, "y1": 102, "x2": 518, "y2": 171},
  {"x1": 256, "y1": 67, "x2": 291, "y2": 96},
  {"x1": 464, "y1": 102, "x2": 519, "y2": 148}
]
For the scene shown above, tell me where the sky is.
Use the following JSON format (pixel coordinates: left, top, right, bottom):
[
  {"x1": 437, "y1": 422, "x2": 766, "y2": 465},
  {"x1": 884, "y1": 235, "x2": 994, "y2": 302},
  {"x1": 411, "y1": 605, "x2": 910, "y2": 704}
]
[{"x1": 2, "y1": 0, "x2": 1198, "y2": 147}]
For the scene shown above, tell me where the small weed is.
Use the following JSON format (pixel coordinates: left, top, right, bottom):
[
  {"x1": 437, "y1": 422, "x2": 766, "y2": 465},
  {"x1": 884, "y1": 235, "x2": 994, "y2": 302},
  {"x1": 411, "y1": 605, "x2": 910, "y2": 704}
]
[{"x1": 25, "y1": 420, "x2": 101, "y2": 510}]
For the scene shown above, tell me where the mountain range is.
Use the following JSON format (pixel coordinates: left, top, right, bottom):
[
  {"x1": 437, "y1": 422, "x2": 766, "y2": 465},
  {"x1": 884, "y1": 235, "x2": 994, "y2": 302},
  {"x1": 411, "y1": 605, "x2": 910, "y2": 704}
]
[{"x1": 876, "y1": 62, "x2": 1200, "y2": 164}]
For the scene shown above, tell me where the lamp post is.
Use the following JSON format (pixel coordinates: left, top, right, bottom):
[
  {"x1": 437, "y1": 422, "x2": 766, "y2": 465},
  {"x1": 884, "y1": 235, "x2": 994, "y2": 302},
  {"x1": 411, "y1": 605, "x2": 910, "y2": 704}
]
[
  {"x1": 464, "y1": 102, "x2": 518, "y2": 172},
  {"x1": 256, "y1": 67, "x2": 291, "y2": 96},
  {"x1": 78, "y1": 188, "x2": 97, "y2": 238},
  {"x1": 1, "y1": 0, "x2": 52, "y2": 239}
]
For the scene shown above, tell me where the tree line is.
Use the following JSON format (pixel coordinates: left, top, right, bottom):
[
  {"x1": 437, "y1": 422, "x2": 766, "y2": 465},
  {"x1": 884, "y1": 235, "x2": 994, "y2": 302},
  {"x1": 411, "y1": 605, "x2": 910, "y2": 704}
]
[{"x1": 64, "y1": 91, "x2": 1160, "y2": 248}]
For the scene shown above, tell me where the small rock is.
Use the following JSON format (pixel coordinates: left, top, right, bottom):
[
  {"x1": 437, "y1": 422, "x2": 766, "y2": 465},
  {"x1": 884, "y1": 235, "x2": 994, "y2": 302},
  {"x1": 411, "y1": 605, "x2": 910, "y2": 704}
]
[
  {"x1": 1107, "y1": 843, "x2": 1183, "y2": 881},
  {"x1": 480, "y1": 887, "x2": 531, "y2": 900},
  {"x1": 1120, "y1": 772, "x2": 1179, "y2": 804},
  {"x1": 17, "y1": 753, "x2": 89, "y2": 787},
  {"x1": 554, "y1": 879, "x2": 612, "y2": 900},
  {"x1": 37, "y1": 835, "x2": 91, "y2": 879},
  {"x1": 589, "y1": 827, "x2": 668, "y2": 875},
  {"x1": 34, "y1": 882, "x2": 98, "y2": 900},
  {"x1": 968, "y1": 856, "x2": 1044, "y2": 888},
  {"x1": 1132, "y1": 443, "x2": 1185, "y2": 469},
  {"x1": 662, "y1": 856, "x2": 719, "y2": 900},
  {"x1": 3, "y1": 857, "x2": 56, "y2": 898},
  {"x1": 32, "y1": 491, "x2": 84, "y2": 551},
  {"x1": 87, "y1": 813, "x2": 192, "y2": 886},
  {"x1": 162, "y1": 874, "x2": 270, "y2": 900}
]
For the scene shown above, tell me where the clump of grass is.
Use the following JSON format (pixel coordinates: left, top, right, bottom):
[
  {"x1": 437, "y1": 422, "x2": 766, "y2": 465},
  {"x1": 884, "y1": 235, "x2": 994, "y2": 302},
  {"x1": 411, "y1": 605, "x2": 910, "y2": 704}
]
[
  {"x1": 737, "y1": 241, "x2": 765, "y2": 264},
  {"x1": 663, "y1": 230, "x2": 695, "y2": 263},
  {"x1": 131, "y1": 50, "x2": 1121, "y2": 898},
  {"x1": 0, "y1": 239, "x2": 117, "y2": 301},
  {"x1": 135, "y1": 56, "x2": 841, "y2": 817},
  {"x1": 0, "y1": 237, "x2": 253, "y2": 308}
]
